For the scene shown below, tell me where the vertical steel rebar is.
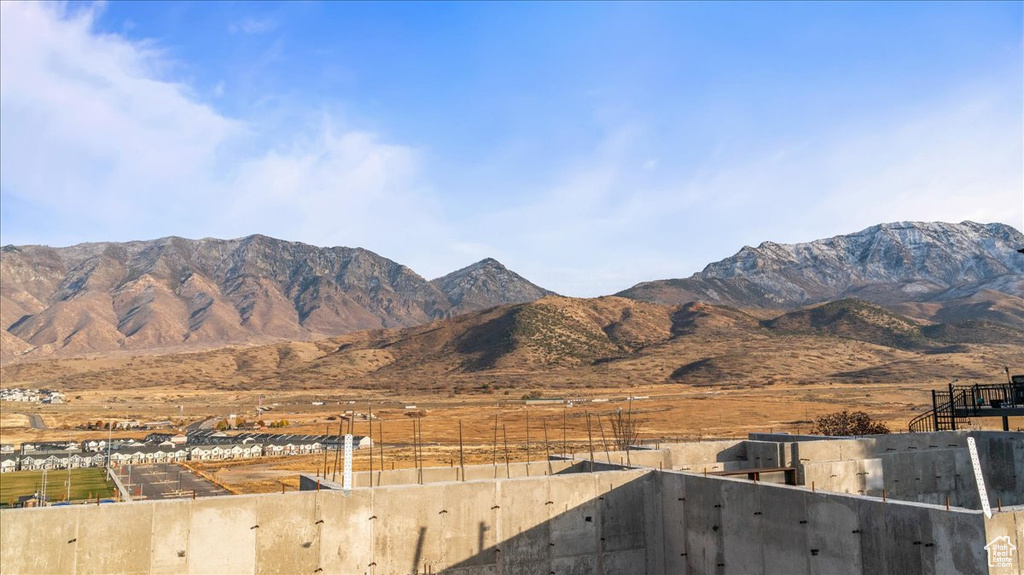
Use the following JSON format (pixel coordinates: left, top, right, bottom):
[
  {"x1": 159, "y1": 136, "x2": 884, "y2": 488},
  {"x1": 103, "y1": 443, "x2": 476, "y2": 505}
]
[
  {"x1": 322, "y1": 424, "x2": 330, "y2": 480},
  {"x1": 562, "y1": 406, "x2": 568, "y2": 457},
  {"x1": 525, "y1": 409, "x2": 531, "y2": 475},
  {"x1": 596, "y1": 414, "x2": 612, "y2": 464},
  {"x1": 586, "y1": 412, "x2": 595, "y2": 473},
  {"x1": 542, "y1": 420, "x2": 553, "y2": 475},
  {"x1": 625, "y1": 398, "x2": 633, "y2": 467},
  {"x1": 378, "y1": 418, "x2": 385, "y2": 476},
  {"x1": 459, "y1": 420, "x2": 465, "y2": 481},
  {"x1": 492, "y1": 413, "x2": 499, "y2": 477},
  {"x1": 502, "y1": 424, "x2": 511, "y2": 478}
]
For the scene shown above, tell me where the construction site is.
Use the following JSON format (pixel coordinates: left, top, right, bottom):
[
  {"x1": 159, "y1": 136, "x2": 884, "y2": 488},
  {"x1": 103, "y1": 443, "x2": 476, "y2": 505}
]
[{"x1": 2, "y1": 428, "x2": 1022, "y2": 574}]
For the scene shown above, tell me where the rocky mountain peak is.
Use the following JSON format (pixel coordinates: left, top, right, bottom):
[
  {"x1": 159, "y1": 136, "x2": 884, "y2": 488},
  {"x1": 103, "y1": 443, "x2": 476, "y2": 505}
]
[
  {"x1": 619, "y1": 221, "x2": 1024, "y2": 327},
  {"x1": 431, "y1": 258, "x2": 554, "y2": 310}
]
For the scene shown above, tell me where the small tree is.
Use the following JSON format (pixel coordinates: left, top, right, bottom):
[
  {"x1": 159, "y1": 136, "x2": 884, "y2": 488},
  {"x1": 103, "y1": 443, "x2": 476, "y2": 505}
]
[{"x1": 811, "y1": 411, "x2": 890, "y2": 436}]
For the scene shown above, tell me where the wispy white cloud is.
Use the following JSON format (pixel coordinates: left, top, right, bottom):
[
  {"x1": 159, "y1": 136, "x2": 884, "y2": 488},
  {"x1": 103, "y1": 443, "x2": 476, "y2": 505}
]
[
  {"x1": 229, "y1": 17, "x2": 276, "y2": 35},
  {"x1": 0, "y1": 2, "x2": 238, "y2": 229},
  {"x1": 0, "y1": 2, "x2": 444, "y2": 267}
]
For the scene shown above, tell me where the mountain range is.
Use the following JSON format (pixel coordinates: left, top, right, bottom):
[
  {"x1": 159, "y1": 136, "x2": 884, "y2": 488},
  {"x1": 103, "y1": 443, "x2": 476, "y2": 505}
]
[
  {"x1": 1, "y1": 221, "x2": 1021, "y2": 363},
  {"x1": 0, "y1": 235, "x2": 549, "y2": 360},
  {"x1": 619, "y1": 221, "x2": 1024, "y2": 328}
]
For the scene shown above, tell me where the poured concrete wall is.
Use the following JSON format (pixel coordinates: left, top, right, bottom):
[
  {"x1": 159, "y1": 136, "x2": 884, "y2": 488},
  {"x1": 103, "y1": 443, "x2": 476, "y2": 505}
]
[
  {"x1": 579, "y1": 432, "x2": 1022, "y2": 509},
  {"x1": 344, "y1": 459, "x2": 579, "y2": 487},
  {"x1": 3, "y1": 431, "x2": 1018, "y2": 575},
  {"x1": 792, "y1": 431, "x2": 1024, "y2": 507},
  {"x1": 302, "y1": 460, "x2": 585, "y2": 490},
  {"x1": 2, "y1": 469, "x2": 654, "y2": 575},
  {"x1": 569, "y1": 448, "x2": 671, "y2": 470},
  {"x1": 970, "y1": 433, "x2": 1024, "y2": 507},
  {"x1": 654, "y1": 470, "x2": 995, "y2": 575},
  {"x1": 984, "y1": 507, "x2": 1024, "y2": 575}
]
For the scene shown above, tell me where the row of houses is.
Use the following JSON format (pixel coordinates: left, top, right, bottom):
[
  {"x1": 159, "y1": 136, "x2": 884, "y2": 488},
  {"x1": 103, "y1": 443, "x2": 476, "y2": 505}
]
[
  {"x1": 1, "y1": 442, "x2": 267, "y2": 472},
  {"x1": 6, "y1": 430, "x2": 374, "y2": 473},
  {"x1": 19, "y1": 438, "x2": 149, "y2": 454},
  {"x1": 184, "y1": 430, "x2": 373, "y2": 450},
  {"x1": 2, "y1": 434, "x2": 373, "y2": 472},
  {"x1": 1, "y1": 452, "x2": 107, "y2": 472},
  {"x1": 0, "y1": 388, "x2": 63, "y2": 403}
]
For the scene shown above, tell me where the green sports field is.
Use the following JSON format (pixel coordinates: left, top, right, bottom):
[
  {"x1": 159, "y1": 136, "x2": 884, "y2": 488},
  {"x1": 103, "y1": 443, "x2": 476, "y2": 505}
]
[{"x1": 0, "y1": 468, "x2": 116, "y2": 506}]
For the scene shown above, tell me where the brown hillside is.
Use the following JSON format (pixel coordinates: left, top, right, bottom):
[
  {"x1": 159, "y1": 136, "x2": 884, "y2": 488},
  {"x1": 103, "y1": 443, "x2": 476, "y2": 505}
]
[{"x1": 3, "y1": 295, "x2": 1020, "y2": 395}]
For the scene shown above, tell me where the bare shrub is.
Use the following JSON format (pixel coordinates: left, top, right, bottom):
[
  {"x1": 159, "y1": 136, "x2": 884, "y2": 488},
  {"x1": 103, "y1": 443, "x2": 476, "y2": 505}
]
[
  {"x1": 609, "y1": 402, "x2": 644, "y2": 450},
  {"x1": 811, "y1": 410, "x2": 890, "y2": 436}
]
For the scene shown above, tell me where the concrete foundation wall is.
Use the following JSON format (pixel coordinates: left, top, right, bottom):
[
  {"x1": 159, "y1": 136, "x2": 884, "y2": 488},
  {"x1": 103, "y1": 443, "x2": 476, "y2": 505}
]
[
  {"x1": 984, "y1": 507, "x2": 1024, "y2": 575},
  {"x1": 655, "y1": 470, "x2": 995, "y2": 575},
  {"x1": 582, "y1": 431, "x2": 1023, "y2": 509},
  {"x1": 327, "y1": 460, "x2": 581, "y2": 488},
  {"x1": 570, "y1": 449, "x2": 671, "y2": 470},
  {"x1": 792, "y1": 431, "x2": 1024, "y2": 508},
  {"x1": 3, "y1": 431, "x2": 1017, "y2": 575},
  {"x1": 2, "y1": 470, "x2": 653, "y2": 575},
  {"x1": 971, "y1": 433, "x2": 1024, "y2": 508},
  {"x1": 663, "y1": 440, "x2": 745, "y2": 471}
]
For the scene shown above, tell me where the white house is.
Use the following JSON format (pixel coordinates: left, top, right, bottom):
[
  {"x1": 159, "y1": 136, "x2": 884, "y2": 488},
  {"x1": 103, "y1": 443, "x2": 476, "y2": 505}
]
[
  {"x1": 20, "y1": 455, "x2": 44, "y2": 471},
  {"x1": 0, "y1": 455, "x2": 18, "y2": 473},
  {"x1": 81, "y1": 439, "x2": 106, "y2": 451},
  {"x1": 188, "y1": 446, "x2": 218, "y2": 461}
]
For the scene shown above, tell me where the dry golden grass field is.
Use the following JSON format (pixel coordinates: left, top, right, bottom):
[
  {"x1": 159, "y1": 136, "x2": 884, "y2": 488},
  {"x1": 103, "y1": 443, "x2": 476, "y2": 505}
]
[{"x1": 1, "y1": 381, "x2": 1019, "y2": 494}]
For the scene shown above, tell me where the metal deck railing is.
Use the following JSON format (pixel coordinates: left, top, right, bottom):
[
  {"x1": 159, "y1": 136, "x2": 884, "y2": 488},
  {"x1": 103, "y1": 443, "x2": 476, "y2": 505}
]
[{"x1": 908, "y1": 379, "x2": 1024, "y2": 432}]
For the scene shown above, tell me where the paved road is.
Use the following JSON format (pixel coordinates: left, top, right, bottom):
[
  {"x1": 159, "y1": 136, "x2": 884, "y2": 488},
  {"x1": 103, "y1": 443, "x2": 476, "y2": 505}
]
[
  {"x1": 114, "y1": 463, "x2": 229, "y2": 500},
  {"x1": 185, "y1": 417, "x2": 218, "y2": 433},
  {"x1": 26, "y1": 414, "x2": 46, "y2": 429}
]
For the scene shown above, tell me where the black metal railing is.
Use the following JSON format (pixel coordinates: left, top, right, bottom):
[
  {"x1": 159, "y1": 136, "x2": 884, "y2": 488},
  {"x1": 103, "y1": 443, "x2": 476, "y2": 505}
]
[
  {"x1": 908, "y1": 379, "x2": 1023, "y2": 432},
  {"x1": 907, "y1": 408, "x2": 936, "y2": 433},
  {"x1": 962, "y1": 383, "x2": 1024, "y2": 413}
]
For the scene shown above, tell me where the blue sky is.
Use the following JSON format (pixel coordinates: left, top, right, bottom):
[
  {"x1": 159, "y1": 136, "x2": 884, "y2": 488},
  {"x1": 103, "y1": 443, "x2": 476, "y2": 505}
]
[{"x1": 1, "y1": 2, "x2": 1021, "y2": 296}]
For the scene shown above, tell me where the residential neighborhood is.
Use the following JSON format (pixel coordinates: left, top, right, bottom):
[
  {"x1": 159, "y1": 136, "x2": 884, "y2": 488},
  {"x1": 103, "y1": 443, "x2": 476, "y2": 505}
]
[
  {"x1": 0, "y1": 430, "x2": 372, "y2": 472},
  {"x1": 0, "y1": 387, "x2": 64, "y2": 404}
]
